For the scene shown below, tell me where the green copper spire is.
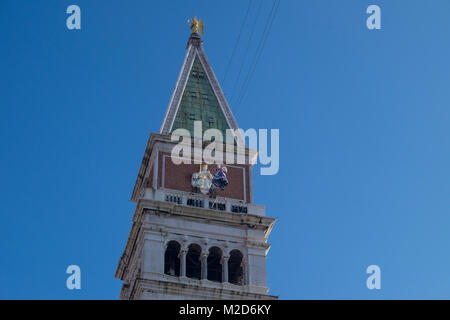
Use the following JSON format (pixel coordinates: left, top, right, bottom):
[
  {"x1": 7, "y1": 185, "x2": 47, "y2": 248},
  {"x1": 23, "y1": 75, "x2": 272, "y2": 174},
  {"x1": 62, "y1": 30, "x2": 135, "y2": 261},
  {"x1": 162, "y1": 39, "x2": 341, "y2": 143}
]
[
  {"x1": 160, "y1": 31, "x2": 239, "y2": 140},
  {"x1": 171, "y1": 57, "x2": 230, "y2": 138}
]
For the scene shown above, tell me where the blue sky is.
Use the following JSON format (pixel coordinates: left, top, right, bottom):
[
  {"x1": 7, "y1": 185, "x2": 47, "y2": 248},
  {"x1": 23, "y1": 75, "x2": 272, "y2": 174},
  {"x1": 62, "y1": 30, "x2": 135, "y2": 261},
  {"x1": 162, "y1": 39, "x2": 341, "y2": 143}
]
[{"x1": 1, "y1": 0, "x2": 450, "y2": 299}]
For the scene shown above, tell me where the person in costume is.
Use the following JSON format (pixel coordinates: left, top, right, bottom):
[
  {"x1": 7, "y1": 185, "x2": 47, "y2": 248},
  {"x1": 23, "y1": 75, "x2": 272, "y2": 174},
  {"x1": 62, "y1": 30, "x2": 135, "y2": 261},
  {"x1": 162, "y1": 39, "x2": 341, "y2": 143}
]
[{"x1": 211, "y1": 165, "x2": 228, "y2": 192}]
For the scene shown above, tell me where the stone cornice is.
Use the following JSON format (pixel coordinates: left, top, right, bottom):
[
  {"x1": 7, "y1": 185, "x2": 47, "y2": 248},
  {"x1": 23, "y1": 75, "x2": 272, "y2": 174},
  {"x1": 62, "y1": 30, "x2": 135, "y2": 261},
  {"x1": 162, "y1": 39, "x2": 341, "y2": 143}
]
[
  {"x1": 125, "y1": 278, "x2": 278, "y2": 300},
  {"x1": 138, "y1": 199, "x2": 275, "y2": 231}
]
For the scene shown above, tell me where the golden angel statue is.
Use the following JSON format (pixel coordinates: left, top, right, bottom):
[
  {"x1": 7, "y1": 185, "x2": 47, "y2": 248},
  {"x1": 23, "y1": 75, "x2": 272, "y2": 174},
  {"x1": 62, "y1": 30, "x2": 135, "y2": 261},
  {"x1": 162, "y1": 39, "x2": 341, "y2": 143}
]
[{"x1": 187, "y1": 17, "x2": 204, "y2": 36}]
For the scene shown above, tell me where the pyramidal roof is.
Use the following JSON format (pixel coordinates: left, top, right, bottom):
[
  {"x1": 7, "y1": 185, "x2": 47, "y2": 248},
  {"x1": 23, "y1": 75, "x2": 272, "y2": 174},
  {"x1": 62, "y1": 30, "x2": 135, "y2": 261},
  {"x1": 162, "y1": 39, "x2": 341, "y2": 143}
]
[{"x1": 160, "y1": 32, "x2": 239, "y2": 139}]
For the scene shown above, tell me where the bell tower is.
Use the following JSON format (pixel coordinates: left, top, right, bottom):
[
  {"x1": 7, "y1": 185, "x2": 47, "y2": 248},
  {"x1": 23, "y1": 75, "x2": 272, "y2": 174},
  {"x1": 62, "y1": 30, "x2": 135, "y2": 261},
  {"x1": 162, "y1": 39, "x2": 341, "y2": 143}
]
[{"x1": 115, "y1": 23, "x2": 277, "y2": 300}]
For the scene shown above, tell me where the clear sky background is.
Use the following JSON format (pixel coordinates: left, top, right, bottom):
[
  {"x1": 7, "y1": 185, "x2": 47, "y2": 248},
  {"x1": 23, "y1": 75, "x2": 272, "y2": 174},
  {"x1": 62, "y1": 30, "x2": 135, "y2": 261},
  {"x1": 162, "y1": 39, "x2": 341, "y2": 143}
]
[{"x1": 1, "y1": 0, "x2": 450, "y2": 299}]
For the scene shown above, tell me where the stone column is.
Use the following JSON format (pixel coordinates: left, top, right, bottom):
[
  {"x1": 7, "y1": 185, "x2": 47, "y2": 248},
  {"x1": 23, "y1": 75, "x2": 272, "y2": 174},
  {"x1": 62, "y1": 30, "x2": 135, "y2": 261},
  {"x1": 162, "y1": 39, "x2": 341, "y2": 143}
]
[
  {"x1": 201, "y1": 252, "x2": 208, "y2": 280},
  {"x1": 225, "y1": 200, "x2": 231, "y2": 212},
  {"x1": 241, "y1": 258, "x2": 247, "y2": 285},
  {"x1": 222, "y1": 255, "x2": 230, "y2": 283},
  {"x1": 142, "y1": 230, "x2": 165, "y2": 275},
  {"x1": 179, "y1": 249, "x2": 187, "y2": 277}
]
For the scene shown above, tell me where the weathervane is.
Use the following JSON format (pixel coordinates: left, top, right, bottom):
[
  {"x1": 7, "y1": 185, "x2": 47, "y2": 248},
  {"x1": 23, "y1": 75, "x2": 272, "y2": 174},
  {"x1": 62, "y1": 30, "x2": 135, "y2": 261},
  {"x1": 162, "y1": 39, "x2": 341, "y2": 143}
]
[{"x1": 187, "y1": 17, "x2": 204, "y2": 36}]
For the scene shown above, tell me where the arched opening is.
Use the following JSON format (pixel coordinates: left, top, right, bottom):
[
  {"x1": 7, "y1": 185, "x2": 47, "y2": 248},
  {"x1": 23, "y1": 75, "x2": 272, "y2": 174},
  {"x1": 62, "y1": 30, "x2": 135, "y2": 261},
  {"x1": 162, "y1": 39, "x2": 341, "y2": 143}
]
[
  {"x1": 164, "y1": 241, "x2": 181, "y2": 276},
  {"x1": 186, "y1": 244, "x2": 202, "y2": 280},
  {"x1": 228, "y1": 250, "x2": 244, "y2": 285},
  {"x1": 207, "y1": 246, "x2": 222, "y2": 282}
]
